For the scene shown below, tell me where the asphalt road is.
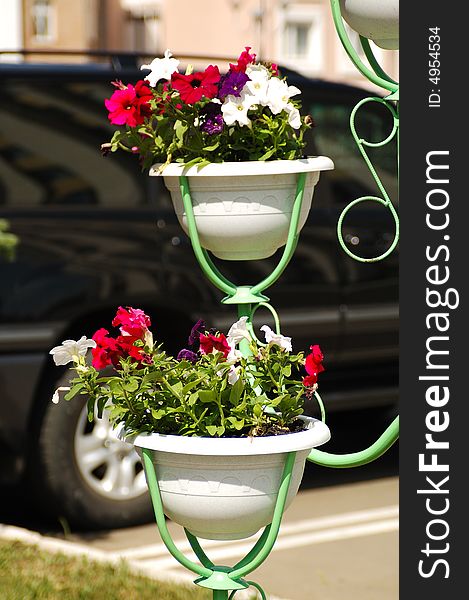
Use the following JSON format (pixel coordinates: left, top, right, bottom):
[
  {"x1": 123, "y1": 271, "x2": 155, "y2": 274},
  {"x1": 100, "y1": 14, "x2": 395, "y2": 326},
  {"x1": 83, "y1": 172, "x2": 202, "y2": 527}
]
[{"x1": 1, "y1": 406, "x2": 399, "y2": 599}]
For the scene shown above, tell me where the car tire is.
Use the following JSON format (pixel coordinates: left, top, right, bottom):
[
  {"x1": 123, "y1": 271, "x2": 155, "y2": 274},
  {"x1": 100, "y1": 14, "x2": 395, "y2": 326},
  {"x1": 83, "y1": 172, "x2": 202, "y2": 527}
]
[{"x1": 31, "y1": 371, "x2": 153, "y2": 530}]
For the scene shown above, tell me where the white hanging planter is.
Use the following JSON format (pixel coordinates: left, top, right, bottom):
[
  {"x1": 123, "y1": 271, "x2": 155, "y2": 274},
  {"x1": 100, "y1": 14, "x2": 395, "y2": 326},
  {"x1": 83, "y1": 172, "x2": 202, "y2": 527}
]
[
  {"x1": 129, "y1": 415, "x2": 330, "y2": 541},
  {"x1": 150, "y1": 157, "x2": 334, "y2": 261},
  {"x1": 340, "y1": 0, "x2": 399, "y2": 50}
]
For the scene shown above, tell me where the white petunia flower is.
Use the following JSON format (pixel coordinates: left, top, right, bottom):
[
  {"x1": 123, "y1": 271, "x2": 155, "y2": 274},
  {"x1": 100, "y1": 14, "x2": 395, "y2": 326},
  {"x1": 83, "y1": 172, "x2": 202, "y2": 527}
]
[
  {"x1": 227, "y1": 316, "x2": 251, "y2": 345},
  {"x1": 260, "y1": 325, "x2": 292, "y2": 352},
  {"x1": 141, "y1": 49, "x2": 180, "y2": 87},
  {"x1": 244, "y1": 65, "x2": 269, "y2": 106},
  {"x1": 228, "y1": 365, "x2": 241, "y2": 385},
  {"x1": 221, "y1": 91, "x2": 256, "y2": 127},
  {"x1": 52, "y1": 386, "x2": 70, "y2": 404},
  {"x1": 285, "y1": 104, "x2": 302, "y2": 129},
  {"x1": 226, "y1": 345, "x2": 243, "y2": 364},
  {"x1": 49, "y1": 336, "x2": 96, "y2": 366},
  {"x1": 245, "y1": 64, "x2": 270, "y2": 78},
  {"x1": 265, "y1": 78, "x2": 301, "y2": 115}
]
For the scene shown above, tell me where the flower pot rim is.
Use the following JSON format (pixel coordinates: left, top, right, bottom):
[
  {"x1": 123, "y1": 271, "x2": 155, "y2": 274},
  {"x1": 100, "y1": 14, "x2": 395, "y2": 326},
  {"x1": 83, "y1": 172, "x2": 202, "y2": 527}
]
[
  {"x1": 150, "y1": 156, "x2": 334, "y2": 178},
  {"x1": 123, "y1": 415, "x2": 330, "y2": 456}
]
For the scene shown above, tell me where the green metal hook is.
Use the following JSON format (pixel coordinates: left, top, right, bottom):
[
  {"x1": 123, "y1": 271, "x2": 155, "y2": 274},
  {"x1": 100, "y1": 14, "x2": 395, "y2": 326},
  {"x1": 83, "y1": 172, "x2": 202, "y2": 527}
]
[{"x1": 308, "y1": 415, "x2": 399, "y2": 468}]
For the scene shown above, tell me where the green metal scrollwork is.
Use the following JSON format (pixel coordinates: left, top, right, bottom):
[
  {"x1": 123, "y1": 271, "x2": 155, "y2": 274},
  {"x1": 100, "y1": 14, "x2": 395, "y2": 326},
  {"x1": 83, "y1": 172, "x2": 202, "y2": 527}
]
[
  {"x1": 337, "y1": 96, "x2": 399, "y2": 262},
  {"x1": 330, "y1": 0, "x2": 399, "y2": 263},
  {"x1": 303, "y1": 0, "x2": 400, "y2": 471}
]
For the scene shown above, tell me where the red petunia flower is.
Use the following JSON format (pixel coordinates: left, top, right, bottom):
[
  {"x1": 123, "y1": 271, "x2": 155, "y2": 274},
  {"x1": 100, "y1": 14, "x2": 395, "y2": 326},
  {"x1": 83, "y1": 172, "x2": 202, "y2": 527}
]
[
  {"x1": 199, "y1": 332, "x2": 231, "y2": 358},
  {"x1": 115, "y1": 336, "x2": 153, "y2": 366},
  {"x1": 230, "y1": 46, "x2": 257, "y2": 73},
  {"x1": 112, "y1": 306, "x2": 151, "y2": 341},
  {"x1": 91, "y1": 328, "x2": 119, "y2": 369},
  {"x1": 171, "y1": 65, "x2": 220, "y2": 104},
  {"x1": 91, "y1": 327, "x2": 152, "y2": 370},
  {"x1": 302, "y1": 344, "x2": 325, "y2": 387},
  {"x1": 104, "y1": 81, "x2": 153, "y2": 127}
]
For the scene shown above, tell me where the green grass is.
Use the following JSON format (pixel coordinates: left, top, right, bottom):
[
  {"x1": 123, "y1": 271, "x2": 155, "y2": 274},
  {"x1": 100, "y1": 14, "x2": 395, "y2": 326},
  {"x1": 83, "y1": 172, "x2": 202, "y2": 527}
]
[{"x1": 0, "y1": 539, "x2": 210, "y2": 599}]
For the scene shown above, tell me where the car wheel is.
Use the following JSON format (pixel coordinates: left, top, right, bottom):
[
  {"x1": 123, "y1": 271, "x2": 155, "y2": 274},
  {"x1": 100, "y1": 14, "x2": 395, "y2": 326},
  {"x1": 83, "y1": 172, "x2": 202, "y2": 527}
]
[{"x1": 32, "y1": 372, "x2": 152, "y2": 530}]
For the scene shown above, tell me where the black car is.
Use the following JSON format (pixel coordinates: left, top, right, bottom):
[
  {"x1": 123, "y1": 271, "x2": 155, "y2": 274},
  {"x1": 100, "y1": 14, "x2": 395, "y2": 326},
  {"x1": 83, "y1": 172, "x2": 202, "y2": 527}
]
[{"x1": 0, "y1": 52, "x2": 398, "y2": 529}]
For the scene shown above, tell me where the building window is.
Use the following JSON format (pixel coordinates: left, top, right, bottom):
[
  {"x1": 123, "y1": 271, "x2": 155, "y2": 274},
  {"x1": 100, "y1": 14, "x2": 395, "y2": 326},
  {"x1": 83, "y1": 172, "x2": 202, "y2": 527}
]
[
  {"x1": 284, "y1": 22, "x2": 311, "y2": 60},
  {"x1": 278, "y1": 5, "x2": 325, "y2": 76},
  {"x1": 31, "y1": 0, "x2": 55, "y2": 42}
]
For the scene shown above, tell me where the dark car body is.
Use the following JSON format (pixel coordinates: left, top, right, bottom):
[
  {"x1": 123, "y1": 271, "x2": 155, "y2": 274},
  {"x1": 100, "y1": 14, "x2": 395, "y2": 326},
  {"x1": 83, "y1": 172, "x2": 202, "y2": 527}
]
[{"x1": 0, "y1": 53, "x2": 398, "y2": 526}]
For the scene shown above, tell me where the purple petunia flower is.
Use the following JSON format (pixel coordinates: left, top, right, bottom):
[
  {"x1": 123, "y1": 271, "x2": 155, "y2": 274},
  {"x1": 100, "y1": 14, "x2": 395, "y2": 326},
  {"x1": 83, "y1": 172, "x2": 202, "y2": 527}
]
[
  {"x1": 218, "y1": 70, "x2": 249, "y2": 100},
  {"x1": 200, "y1": 110, "x2": 224, "y2": 135},
  {"x1": 188, "y1": 319, "x2": 206, "y2": 346},
  {"x1": 177, "y1": 348, "x2": 198, "y2": 363}
]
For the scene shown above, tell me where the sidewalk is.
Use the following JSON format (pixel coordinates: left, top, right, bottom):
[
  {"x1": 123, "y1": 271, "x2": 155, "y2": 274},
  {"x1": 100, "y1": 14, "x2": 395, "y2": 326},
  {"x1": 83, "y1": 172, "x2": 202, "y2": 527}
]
[{"x1": 1, "y1": 476, "x2": 398, "y2": 599}]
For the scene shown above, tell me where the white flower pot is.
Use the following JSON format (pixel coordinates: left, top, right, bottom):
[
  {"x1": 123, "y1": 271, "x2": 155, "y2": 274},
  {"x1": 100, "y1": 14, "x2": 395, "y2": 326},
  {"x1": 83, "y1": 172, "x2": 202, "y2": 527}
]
[
  {"x1": 130, "y1": 416, "x2": 330, "y2": 541},
  {"x1": 340, "y1": 0, "x2": 399, "y2": 50},
  {"x1": 150, "y1": 157, "x2": 334, "y2": 261}
]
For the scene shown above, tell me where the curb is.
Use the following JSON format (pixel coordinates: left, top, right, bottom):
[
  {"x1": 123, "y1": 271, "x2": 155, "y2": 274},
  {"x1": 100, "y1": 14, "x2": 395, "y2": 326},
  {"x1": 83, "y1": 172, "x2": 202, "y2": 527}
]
[{"x1": 0, "y1": 523, "x2": 290, "y2": 600}]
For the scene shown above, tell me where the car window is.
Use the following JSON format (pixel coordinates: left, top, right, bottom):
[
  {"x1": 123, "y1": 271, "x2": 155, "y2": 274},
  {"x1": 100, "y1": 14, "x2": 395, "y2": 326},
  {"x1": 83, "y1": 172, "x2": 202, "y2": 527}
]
[{"x1": 0, "y1": 80, "x2": 171, "y2": 209}]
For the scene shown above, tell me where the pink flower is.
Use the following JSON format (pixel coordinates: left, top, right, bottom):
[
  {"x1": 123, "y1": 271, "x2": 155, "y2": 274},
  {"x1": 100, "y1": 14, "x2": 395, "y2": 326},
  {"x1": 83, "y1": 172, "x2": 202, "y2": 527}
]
[
  {"x1": 116, "y1": 336, "x2": 153, "y2": 366},
  {"x1": 91, "y1": 328, "x2": 119, "y2": 369},
  {"x1": 104, "y1": 81, "x2": 153, "y2": 127},
  {"x1": 112, "y1": 306, "x2": 151, "y2": 341},
  {"x1": 91, "y1": 327, "x2": 152, "y2": 370},
  {"x1": 303, "y1": 344, "x2": 325, "y2": 387},
  {"x1": 171, "y1": 65, "x2": 220, "y2": 104},
  {"x1": 199, "y1": 332, "x2": 231, "y2": 358},
  {"x1": 230, "y1": 46, "x2": 257, "y2": 73}
]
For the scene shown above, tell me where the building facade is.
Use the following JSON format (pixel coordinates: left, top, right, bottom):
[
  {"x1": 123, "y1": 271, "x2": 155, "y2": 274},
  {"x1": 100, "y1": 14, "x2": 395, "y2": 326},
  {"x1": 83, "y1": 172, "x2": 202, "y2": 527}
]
[{"x1": 6, "y1": 0, "x2": 397, "y2": 89}]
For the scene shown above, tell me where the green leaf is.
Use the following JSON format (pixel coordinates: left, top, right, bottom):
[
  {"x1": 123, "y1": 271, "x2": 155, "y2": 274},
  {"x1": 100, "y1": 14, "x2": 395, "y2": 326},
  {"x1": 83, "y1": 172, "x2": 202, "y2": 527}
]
[
  {"x1": 182, "y1": 377, "x2": 205, "y2": 396},
  {"x1": 253, "y1": 404, "x2": 263, "y2": 417},
  {"x1": 96, "y1": 396, "x2": 107, "y2": 419},
  {"x1": 64, "y1": 383, "x2": 85, "y2": 401},
  {"x1": 257, "y1": 148, "x2": 276, "y2": 161},
  {"x1": 206, "y1": 425, "x2": 225, "y2": 436},
  {"x1": 228, "y1": 377, "x2": 244, "y2": 406},
  {"x1": 174, "y1": 120, "x2": 188, "y2": 144},
  {"x1": 182, "y1": 156, "x2": 203, "y2": 168},
  {"x1": 143, "y1": 371, "x2": 163, "y2": 383},
  {"x1": 195, "y1": 159, "x2": 211, "y2": 171},
  {"x1": 151, "y1": 408, "x2": 166, "y2": 419},
  {"x1": 169, "y1": 381, "x2": 183, "y2": 398},
  {"x1": 202, "y1": 142, "x2": 220, "y2": 152},
  {"x1": 123, "y1": 380, "x2": 139, "y2": 393},
  {"x1": 227, "y1": 417, "x2": 245, "y2": 430},
  {"x1": 198, "y1": 389, "x2": 217, "y2": 403}
]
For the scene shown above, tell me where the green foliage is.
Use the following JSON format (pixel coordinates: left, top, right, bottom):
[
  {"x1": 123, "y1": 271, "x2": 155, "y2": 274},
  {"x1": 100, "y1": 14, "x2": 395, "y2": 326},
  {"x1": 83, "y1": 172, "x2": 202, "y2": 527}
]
[
  {"x1": 107, "y1": 88, "x2": 310, "y2": 169},
  {"x1": 68, "y1": 339, "x2": 309, "y2": 438}
]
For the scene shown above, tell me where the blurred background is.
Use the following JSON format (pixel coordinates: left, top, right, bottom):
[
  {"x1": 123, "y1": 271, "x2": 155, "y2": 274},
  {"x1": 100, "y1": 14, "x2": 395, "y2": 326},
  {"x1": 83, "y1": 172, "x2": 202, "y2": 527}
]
[{"x1": 1, "y1": 0, "x2": 397, "y2": 89}]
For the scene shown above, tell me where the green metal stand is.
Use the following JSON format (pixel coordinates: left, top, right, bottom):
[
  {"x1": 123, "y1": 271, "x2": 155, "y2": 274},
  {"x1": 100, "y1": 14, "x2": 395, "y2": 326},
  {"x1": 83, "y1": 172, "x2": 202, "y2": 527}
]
[
  {"x1": 142, "y1": 449, "x2": 297, "y2": 598},
  {"x1": 142, "y1": 4, "x2": 400, "y2": 596}
]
